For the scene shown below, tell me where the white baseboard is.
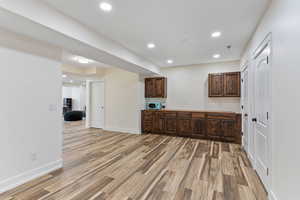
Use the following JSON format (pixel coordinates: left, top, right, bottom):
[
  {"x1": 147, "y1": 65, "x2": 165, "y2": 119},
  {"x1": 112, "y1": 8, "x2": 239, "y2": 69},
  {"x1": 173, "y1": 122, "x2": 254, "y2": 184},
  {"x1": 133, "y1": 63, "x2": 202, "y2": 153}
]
[
  {"x1": 269, "y1": 190, "x2": 279, "y2": 200},
  {"x1": 0, "y1": 159, "x2": 63, "y2": 193},
  {"x1": 104, "y1": 127, "x2": 141, "y2": 135}
]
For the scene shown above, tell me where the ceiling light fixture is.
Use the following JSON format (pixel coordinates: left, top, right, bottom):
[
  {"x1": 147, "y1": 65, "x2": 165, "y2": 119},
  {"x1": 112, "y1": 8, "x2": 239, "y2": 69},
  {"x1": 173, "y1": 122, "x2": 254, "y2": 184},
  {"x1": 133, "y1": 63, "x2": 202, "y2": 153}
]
[
  {"x1": 147, "y1": 43, "x2": 156, "y2": 49},
  {"x1": 62, "y1": 74, "x2": 67, "y2": 78},
  {"x1": 211, "y1": 31, "x2": 222, "y2": 38},
  {"x1": 213, "y1": 54, "x2": 221, "y2": 59},
  {"x1": 73, "y1": 56, "x2": 93, "y2": 64},
  {"x1": 99, "y1": 2, "x2": 112, "y2": 12},
  {"x1": 167, "y1": 59, "x2": 174, "y2": 64}
]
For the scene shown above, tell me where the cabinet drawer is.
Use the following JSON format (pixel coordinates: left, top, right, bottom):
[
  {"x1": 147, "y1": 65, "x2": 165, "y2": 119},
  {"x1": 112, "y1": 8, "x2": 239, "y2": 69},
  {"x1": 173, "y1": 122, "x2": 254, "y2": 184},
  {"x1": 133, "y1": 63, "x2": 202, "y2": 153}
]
[
  {"x1": 164, "y1": 112, "x2": 177, "y2": 118},
  {"x1": 177, "y1": 112, "x2": 192, "y2": 118},
  {"x1": 192, "y1": 112, "x2": 205, "y2": 118}
]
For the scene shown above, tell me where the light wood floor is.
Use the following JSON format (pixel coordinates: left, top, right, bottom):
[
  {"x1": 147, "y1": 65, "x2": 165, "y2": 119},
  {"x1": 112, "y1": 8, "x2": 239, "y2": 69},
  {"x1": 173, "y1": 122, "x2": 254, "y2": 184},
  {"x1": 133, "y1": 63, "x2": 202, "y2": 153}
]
[{"x1": 0, "y1": 121, "x2": 267, "y2": 200}]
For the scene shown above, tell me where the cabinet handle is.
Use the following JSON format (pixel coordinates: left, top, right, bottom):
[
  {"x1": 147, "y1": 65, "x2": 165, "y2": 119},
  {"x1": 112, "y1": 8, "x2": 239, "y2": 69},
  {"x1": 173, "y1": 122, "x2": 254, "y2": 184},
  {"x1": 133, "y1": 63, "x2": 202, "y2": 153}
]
[{"x1": 252, "y1": 118, "x2": 257, "y2": 122}]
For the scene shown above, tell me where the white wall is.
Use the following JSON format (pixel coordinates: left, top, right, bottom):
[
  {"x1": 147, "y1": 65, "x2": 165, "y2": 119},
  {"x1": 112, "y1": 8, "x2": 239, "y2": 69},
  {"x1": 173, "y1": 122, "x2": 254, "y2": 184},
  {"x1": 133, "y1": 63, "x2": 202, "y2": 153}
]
[
  {"x1": 62, "y1": 85, "x2": 86, "y2": 110},
  {"x1": 241, "y1": 0, "x2": 300, "y2": 199},
  {"x1": 161, "y1": 61, "x2": 241, "y2": 112},
  {"x1": 103, "y1": 68, "x2": 144, "y2": 134},
  {"x1": 0, "y1": 47, "x2": 62, "y2": 192}
]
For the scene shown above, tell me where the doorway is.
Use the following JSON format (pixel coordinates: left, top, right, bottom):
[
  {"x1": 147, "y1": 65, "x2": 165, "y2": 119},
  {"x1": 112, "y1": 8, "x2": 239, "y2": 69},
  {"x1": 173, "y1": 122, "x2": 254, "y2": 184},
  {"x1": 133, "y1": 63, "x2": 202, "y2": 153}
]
[{"x1": 89, "y1": 81, "x2": 105, "y2": 129}]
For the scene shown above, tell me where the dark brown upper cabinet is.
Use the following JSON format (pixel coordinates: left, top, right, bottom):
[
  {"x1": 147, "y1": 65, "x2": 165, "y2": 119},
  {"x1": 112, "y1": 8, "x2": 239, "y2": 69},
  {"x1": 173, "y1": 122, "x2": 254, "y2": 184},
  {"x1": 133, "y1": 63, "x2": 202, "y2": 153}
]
[
  {"x1": 145, "y1": 77, "x2": 167, "y2": 98},
  {"x1": 208, "y1": 72, "x2": 240, "y2": 97},
  {"x1": 208, "y1": 73, "x2": 224, "y2": 97},
  {"x1": 223, "y1": 72, "x2": 241, "y2": 97}
]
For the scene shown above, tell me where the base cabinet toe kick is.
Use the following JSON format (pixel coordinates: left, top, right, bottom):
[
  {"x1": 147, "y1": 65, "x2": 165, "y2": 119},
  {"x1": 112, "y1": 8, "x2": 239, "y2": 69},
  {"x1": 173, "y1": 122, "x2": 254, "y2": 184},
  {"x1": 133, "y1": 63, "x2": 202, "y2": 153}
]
[{"x1": 142, "y1": 110, "x2": 242, "y2": 144}]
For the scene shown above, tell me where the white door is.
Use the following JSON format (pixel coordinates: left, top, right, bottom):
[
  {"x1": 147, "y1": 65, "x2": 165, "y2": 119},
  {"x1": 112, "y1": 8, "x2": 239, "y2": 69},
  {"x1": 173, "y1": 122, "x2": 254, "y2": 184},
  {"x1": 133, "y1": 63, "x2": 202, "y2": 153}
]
[
  {"x1": 90, "y1": 82, "x2": 104, "y2": 128},
  {"x1": 241, "y1": 67, "x2": 249, "y2": 153},
  {"x1": 254, "y1": 42, "x2": 271, "y2": 188}
]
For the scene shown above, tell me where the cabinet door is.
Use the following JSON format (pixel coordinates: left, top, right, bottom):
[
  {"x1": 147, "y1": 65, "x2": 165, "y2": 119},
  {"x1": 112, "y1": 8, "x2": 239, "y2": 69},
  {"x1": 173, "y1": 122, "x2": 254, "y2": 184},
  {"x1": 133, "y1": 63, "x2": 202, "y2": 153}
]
[
  {"x1": 177, "y1": 119, "x2": 193, "y2": 136},
  {"x1": 209, "y1": 74, "x2": 224, "y2": 97},
  {"x1": 192, "y1": 118, "x2": 206, "y2": 137},
  {"x1": 142, "y1": 111, "x2": 153, "y2": 133},
  {"x1": 153, "y1": 113, "x2": 164, "y2": 133},
  {"x1": 221, "y1": 119, "x2": 236, "y2": 142},
  {"x1": 154, "y1": 78, "x2": 166, "y2": 98},
  {"x1": 165, "y1": 118, "x2": 177, "y2": 135},
  {"x1": 145, "y1": 78, "x2": 155, "y2": 98},
  {"x1": 206, "y1": 119, "x2": 222, "y2": 139},
  {"x1": 224, "y1": 72, "x2": 241, "y2": 97}
]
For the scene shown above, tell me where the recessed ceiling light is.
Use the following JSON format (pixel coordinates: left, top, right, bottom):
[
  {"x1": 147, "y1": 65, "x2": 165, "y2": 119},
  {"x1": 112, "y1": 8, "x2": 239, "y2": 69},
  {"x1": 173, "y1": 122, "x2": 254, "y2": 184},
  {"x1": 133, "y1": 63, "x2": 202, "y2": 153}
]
[
  {"x1": 99, "y1": 2, "x2": 112, "y2": 12},
  {"x1": 147, "y1": 43, "x2": 156, "y2": 49},
  {"x1": 73, "y1": 56, "x2": 93, "y2": 64},
  {"x1": 62, "y1": 74, "x2": 67, "y2": 78},
  {"x1": 211, "y1": 31, "x2": 222, "y2": 38},
  {"x1": 213, "y1": 54, "x2": 221, "y2": 59},
  {"x1": 167, "y1": 59, "x2": 174, "y2": 64},
  {"x1": 70, "y1": 80, "x2": 73, "y2": 83}
]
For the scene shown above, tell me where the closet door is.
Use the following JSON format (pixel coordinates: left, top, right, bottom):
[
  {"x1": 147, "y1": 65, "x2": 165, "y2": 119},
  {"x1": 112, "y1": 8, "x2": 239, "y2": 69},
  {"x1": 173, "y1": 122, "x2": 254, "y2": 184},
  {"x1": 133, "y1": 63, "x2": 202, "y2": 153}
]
[{"x1": 253, "y1": 41, "x2": 271, "y2": 189}]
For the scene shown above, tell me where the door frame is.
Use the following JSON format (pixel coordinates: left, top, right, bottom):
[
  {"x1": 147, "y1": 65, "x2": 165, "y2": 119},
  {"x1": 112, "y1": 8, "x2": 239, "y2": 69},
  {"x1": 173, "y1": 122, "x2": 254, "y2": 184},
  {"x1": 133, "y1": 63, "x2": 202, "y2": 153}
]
[
  {"x1": 86, "y1": 80, "x2": 105, "y2": 129},
  {"x1": 241, "y1": 63, "x2": 250, "y2": 152},
  {"x1": 251, "y1": 33, "x2": 273, "y2": 191}
]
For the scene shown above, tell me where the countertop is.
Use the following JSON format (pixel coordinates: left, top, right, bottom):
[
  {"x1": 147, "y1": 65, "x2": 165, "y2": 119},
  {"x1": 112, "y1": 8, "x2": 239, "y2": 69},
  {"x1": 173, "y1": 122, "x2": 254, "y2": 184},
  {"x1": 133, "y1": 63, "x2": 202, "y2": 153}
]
[{"x1": 142, "y1": 109, "x2": 240, "y2": 114}]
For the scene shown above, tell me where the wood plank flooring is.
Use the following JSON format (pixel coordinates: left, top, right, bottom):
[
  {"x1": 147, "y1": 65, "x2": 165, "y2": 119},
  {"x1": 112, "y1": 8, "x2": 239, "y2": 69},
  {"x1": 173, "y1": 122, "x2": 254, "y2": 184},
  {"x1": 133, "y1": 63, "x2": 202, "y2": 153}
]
[{"x1": 0, "y1": 121, "x2": 267, "y2": 200}]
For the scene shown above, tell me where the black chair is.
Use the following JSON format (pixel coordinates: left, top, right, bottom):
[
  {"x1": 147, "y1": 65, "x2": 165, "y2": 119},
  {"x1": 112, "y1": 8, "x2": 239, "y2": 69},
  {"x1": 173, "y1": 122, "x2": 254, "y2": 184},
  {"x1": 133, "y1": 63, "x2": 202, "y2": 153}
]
[{"x1": 64, "y1": 111, "x2": 84, "y2": 121}]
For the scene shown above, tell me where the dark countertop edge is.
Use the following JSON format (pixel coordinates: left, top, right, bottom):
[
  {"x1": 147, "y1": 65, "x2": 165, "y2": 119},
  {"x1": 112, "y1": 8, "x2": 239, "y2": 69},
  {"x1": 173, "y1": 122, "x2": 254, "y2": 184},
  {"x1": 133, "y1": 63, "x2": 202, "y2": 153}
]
[{"x1": 142, "y1": 109, "x2": 241, "y2": 114}]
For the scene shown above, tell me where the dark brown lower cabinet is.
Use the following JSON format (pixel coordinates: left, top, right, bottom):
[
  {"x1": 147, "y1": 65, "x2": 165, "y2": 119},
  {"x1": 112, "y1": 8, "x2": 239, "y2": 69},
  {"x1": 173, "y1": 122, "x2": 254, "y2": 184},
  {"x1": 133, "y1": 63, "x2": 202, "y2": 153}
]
[
  {"x1": 165, "y1": 118, "x2": 177, "y2": 135},
  {"x1": 206, "y1": 114, "x2": 237, "y2": 143},
  {"x1": 153, "y1": 112, "x2": 164, "y2": 133},
  {"x1": 221, "y1": 119, "x2": 236, "y2": 142},
  {"x1": 177, "y1": 118, "x2": 193, "y2": 136},
  {"x1": 192, "y1": 118, "x2": 206, "y2": 138},
  {"x1": 142, "y1": 110, "x2": 241, "y2": 144},
  {"x1": 206, "y1": 118, "x2": 222, "y2": 139}
]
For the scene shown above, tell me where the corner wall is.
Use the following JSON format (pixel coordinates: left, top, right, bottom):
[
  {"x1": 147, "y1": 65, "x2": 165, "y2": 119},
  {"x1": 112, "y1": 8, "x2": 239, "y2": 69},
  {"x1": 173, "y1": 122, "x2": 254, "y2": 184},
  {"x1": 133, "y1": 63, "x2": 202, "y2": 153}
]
[
  {"x1": 241, "y1": 0, "x2": 300, "y2": 199},
  {"x1": 0, "y1": 47, "x2": 63, "y2": 192},
  {"x1": 104, "y1": 68, "x2": 144, "y2": 134}
]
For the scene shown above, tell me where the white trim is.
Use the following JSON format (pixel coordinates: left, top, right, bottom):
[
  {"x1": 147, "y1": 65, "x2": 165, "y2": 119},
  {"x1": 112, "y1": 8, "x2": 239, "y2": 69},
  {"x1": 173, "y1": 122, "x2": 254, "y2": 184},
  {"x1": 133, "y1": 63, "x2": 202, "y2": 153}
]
[
  {"x1": 269, "y1": 190, "x2": 279, "y2": 200},
  {"x1": 0, "y1": 159, "x2": 63, "y2": 193},
  {"x1": 241, "y1": 65, "x2": 249, "y2": 151},
  {"x1": 241, "y1": 61, "x2": 249, "y2": 72},
  {"x1": 104, "y1": 127, "x2": 141, "y2": 135},
  {"x1": 253, "y1": 33, "x2": 272, "y2": 58}
]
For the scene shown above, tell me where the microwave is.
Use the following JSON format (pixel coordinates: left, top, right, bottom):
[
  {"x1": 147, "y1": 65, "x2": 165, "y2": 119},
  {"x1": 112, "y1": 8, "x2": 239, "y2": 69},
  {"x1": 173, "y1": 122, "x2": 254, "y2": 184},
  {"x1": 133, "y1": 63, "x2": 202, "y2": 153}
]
[{"x1": 146, "y1": 102, "x2": 162, "y2": 110}]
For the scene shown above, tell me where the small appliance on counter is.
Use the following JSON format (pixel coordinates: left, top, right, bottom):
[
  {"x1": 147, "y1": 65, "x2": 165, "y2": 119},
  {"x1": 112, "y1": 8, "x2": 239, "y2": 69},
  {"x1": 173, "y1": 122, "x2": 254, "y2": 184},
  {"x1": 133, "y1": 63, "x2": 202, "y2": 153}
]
[{"x1": 146, "y1": 102, "x2": 162, "y2": 110}]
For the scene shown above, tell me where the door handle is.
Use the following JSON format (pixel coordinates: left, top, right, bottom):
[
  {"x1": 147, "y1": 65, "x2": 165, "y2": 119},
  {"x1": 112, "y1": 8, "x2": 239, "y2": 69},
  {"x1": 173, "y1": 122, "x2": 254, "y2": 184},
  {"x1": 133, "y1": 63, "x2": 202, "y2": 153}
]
[
  {"x1": 252, "y1": 118, "x2": 257, "y2": 122},
  {"x1": 244, "y1": 114, "x2": 248, "y2": 117}
]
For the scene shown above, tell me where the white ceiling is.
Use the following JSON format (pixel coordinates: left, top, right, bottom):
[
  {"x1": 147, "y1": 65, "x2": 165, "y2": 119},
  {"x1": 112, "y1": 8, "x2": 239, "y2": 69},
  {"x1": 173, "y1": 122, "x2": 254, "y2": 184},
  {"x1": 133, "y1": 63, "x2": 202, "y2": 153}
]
[{"x1": 43, "y1": 0, "x2": 269, "y2": 67}]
